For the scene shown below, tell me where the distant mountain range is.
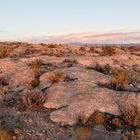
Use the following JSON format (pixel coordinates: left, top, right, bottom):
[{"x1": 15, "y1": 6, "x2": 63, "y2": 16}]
[
  {"x1": 64, "y1": 42, "x2": 140, "y2": 46},
  {"x1": 0, "y1": 41, "x2": 140, "y2": 47},
  {"x1": 24, "y1": 31, "x2": 140, "y2": 45}
]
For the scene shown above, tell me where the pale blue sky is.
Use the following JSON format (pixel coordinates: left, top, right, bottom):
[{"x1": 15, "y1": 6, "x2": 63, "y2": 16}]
[{"x1": 0, "y1": 0, "x2": 140, "y2": 41}]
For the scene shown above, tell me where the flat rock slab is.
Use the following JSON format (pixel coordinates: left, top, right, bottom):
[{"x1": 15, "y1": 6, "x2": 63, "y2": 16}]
[
  {"x1": 41, "y1": 63, "x2": 140, "y2": 125},
  {"x1": 43, "y1": 77, "x2": 140, "y2": 125},
  {"x1": 0, "y1": 58, "x2": 33, "y2": 87}
]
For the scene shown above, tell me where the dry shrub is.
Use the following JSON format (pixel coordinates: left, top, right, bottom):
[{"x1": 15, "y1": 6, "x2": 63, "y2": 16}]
[
  {"x1": 0, "y1": 76, "x2": 8, "y2": 86},
  {"x1": 0, "y1": 46, "x2": 14, "y2": 58},
  {"x1": 22, "y1": 90, "x2": 46, "y2": 110},
  {"x1": 102, "y1": 46, "x2": 116, "y2": 56},
  {"x1": 88, "y1": 111, "x2": 106, "y2": 125},
  {"x1": 79, "y1": 46, "x2": 86, "y2": 52},
  {"x1": 63, "y1": 58, "x2": 73, "y2": 63},
  {"x1": 39, "y1": 43, "x2": 47, "y2": 46},
  {"x1": 93, "y1": 111, "x2": 106, "y2": 124},
  {"x1": 28, "y1": 78, "x2": 40, "y2": 89},
  {"x1": 47, "y1": 44, "x2": 57, "y2": 48},
  {"x1": 111, "y1": 69, "x2": 128, "y2": 90},
  {"x1": 30, "y1": 59, "x2": 41, "y2": 70},
  {"x1": 30, "y1": 59, "x2": 42, "y2": 77},
  {"x1": 111, "y1": 118, "x2": 123, "y2": 129},
  {"x1": 63, "y1": 58, "x2": 78, "y2": 64},
  {"x1": 89, "y1": 46, "x2": 95, "y2": 52},
  {"x1": 48, "y1": 71, "x2": 64, "y2": 84},
  {"x1": 123, "y1": 106, "x2": 140, "y2": 127},
  {"x1": 94, "y1": 63, "x2": 111, "y2": 74}
]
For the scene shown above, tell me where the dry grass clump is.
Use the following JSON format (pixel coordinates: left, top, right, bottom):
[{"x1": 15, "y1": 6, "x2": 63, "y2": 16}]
[
  {"x1": 48, "y1": 71, "x2": 65, "y2": 84},
  {"x1": 30, "y1": 59, "x2": 41, "y2": 70},
  {"x1": 47, "y1": 44, "x2": 58, "y2": 48},
  {"x1": 89, "y1": 46, "x2": 95, "y2": 52},
  {"x1": 29, "y1": 59, "x2": 43, "y2": 77},
  {"x1": 0, "y1": 46, "x2": 14, "y2": 58},
  {"x1": 94, "y1": 63, "x2": 111, "y2": 74},
  {"x1": 63, "y1": 58, "x2": 73, "y2": 63},
  {"x1": 63, "y1": 58, "x2": 78, "y2": 64},
  {"x1": 122, "y1": 106, "x2": 140, "y2": 127},
  {"x1": 111, "y1": 118, "x2": 123, "y2": 129},
  {"x1": 111, "y1": 69, "x2": 128, "y2": 90},
  {"x1": 39, "y1": 43, "x2": 47, "y2": 46},
  {"x1": 28, "y1": 78, "x2": 40, "y2": 89},
  {"x1": 88, "y1": 111, "x2": 106, "y2": 125},
  {"x1": 102, "y1": 46, "x2": 116, "y2": 56},
  {"x1": 79, "y1": 46, "x2": 86, "y2": 52},
  {"x1": 93, "y1": 111, "x2": 106, "y2": 124},
  {"x1": 0, "y1": 76, "x2": 8, "y2": 86},
  {"x1": 22, "y1": 90, "x2": 46, "y2": 110}
]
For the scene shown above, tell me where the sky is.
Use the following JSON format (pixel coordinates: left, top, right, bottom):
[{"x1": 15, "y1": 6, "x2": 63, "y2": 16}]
[{"x1": 0, "y1": 0, "x2": 140, "y2": 44}]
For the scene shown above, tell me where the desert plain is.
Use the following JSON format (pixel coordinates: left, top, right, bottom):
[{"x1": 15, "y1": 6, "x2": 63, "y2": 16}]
[{"x1": 0, "y1": 42, "x2": 140, "y2": 140}]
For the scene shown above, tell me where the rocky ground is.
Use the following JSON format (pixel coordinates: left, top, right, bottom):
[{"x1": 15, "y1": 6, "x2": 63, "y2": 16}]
[{"x1": 0, "y1": 42, "x2": 140, "y2": 140}]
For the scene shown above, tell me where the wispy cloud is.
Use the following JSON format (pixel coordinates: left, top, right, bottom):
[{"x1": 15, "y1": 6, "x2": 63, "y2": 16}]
[{"x1": 23, "y1": 30, "x2": 140, "y2": 44}]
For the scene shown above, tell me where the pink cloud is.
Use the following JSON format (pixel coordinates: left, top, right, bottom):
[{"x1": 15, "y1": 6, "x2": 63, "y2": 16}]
[{"x1": 23, "y1": 30, "x2": 140, "y2": 44}]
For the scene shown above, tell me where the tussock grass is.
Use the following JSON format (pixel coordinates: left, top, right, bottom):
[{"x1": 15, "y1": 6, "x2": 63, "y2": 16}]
[
  {"x1": 30, "y1": 59, "x2": 41, "y2": 69},
  {"x1": 0, "y1": 46, "x2": 14, "y2": 58},
  {"x1": 102, "y1": 46, "x2": 116, "y2": 56},
  {"x1": 28, "y1": 78, "x2": 40, "y2": 89},
  {"x1": 22, "y1": 90, "x2": 46, "y2": 110},
  {"x1": 111, "y1": 69, "x2": 128, "y2": 90},
  {"x1": 123, "y1": 106, "x2": 140, "y2": 127},
  {"x1": 48, "y1": 71, "x2": 65, "y2": 84}
]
